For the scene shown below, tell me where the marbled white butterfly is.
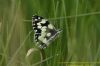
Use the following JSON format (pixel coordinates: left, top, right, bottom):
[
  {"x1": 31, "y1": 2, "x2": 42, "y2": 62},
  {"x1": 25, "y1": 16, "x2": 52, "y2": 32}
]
[{"x1": 32, "y1": 15, "x2": 61, "y2": 49}]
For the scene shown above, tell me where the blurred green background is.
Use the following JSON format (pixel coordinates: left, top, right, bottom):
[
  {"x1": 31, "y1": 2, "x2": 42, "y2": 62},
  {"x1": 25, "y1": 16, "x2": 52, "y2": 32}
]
[{"x1": 0, "y1": 0, "x2": 100, "y2": 66}]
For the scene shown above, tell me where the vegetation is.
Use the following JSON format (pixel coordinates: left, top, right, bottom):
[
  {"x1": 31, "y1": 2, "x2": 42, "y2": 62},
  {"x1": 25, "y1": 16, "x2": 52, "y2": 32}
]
[{"x1": 0, "y1": 0, "x2": 100, "y2": 66}]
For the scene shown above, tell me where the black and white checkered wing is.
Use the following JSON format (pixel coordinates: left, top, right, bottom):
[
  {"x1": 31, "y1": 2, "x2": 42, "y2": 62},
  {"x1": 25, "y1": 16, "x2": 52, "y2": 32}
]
[{"x1": 32, "y1": 15, "x2": 61, "y2": 49}]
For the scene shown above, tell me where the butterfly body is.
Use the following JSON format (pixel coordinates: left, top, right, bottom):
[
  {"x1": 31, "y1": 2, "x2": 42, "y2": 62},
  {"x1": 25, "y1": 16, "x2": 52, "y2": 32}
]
[{"x1": 32, "y1": 15, "x2": 61, "y2": 49}]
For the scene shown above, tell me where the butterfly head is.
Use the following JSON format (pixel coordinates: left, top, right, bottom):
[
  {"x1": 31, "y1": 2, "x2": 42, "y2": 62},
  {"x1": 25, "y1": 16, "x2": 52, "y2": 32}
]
[{"x1": 32, "y1": 15, "x2": 43, "y2": 22}]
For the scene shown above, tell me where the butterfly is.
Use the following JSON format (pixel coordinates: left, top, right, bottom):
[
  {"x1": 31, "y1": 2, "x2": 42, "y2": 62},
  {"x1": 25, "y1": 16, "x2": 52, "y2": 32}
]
[{"x1": 32, "y1": 15, "x2": 61, "y2": 49}]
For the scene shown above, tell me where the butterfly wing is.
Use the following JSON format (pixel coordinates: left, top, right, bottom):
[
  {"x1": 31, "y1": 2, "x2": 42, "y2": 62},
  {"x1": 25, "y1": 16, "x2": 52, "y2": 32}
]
[{"x1": 32, "y1": 15, "x2": 61, "y2": 49}]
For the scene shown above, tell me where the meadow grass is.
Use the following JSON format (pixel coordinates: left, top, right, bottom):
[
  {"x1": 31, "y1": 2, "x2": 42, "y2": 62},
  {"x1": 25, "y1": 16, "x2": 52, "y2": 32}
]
[{"x1": 0, "y1": 0, "x2": 100, "y2": 66}]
